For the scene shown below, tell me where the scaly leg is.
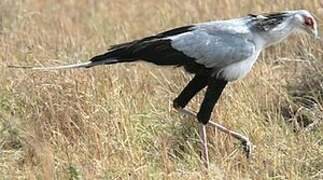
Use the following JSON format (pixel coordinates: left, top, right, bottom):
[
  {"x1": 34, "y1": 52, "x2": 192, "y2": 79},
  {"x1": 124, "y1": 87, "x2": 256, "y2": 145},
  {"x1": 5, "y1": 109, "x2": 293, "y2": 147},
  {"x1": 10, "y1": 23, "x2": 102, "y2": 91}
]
[
  {"x1": 177, "y1": 108, "x2": 253, "y2": 158},
  {"x1": 199, "y1": 124, "x2": 209, "y2": 168}
]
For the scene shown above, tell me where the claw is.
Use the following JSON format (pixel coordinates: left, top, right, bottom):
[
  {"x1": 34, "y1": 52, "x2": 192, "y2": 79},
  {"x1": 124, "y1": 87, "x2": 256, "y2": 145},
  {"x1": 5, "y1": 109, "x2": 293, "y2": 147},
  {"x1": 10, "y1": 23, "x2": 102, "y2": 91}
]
[{"x1": 241, "y1": 139, "x2": 253, "y2": 159}]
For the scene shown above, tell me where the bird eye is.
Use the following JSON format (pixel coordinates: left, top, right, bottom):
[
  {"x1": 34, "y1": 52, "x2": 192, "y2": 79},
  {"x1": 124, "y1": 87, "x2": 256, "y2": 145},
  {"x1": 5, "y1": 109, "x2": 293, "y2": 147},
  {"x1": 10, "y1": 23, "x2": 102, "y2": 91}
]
[{"x1": 304, "y1": 16, "x2": 314, "y2": 28}]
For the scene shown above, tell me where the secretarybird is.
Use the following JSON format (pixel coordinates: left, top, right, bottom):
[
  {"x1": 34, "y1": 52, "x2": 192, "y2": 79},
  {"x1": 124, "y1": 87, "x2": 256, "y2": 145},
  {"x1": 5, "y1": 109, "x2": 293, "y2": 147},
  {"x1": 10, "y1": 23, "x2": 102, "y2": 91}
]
[{"x1": 9, "y1": 10, "x2": 320, "y2": 168}]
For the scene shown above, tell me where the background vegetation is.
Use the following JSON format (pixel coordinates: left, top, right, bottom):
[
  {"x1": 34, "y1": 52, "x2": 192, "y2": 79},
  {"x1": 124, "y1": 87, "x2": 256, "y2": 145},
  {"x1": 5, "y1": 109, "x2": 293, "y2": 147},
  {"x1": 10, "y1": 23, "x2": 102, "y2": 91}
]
[{"x1": 0, "y1": 0, "x2": 322, "y2": 179}]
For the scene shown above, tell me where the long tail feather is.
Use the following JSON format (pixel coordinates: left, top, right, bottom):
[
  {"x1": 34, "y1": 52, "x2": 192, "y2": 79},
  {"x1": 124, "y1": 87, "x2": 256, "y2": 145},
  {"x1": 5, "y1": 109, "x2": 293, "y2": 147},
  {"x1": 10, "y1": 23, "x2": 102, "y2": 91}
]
[{"x1": 7, "y1": 59, "x2": 118, "y2": 70}]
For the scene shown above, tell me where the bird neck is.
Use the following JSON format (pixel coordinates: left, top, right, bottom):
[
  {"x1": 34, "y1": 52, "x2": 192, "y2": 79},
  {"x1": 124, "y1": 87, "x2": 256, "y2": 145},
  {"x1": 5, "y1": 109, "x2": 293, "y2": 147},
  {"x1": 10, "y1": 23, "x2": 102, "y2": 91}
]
[{"x1": 259, "y1": 17, "x2": 298, "y2": 47}]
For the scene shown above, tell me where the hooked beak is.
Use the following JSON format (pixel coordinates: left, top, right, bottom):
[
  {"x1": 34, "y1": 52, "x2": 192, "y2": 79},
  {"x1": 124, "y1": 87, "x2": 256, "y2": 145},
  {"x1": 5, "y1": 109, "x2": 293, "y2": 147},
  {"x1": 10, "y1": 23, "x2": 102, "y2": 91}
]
[
  {"x1": 305, "y1": 26, "x2": 320, "y2": 40},
  {"x1": 308, "y1": 26, "x2": 320, "y2": 40},
  {"x1": 313, "y1": 28, "x2": 320, "y2": 40},
  {"x1": 309, "y1": 26, "x2": 320, "y2": 40}
]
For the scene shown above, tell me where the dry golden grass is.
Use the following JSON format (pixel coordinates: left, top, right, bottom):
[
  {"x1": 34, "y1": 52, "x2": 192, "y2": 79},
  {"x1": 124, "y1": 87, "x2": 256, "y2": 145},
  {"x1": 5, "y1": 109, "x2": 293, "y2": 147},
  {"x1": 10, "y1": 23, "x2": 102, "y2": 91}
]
[{"x1": 0, "y1": 0, "x2": 322, "y2": 179}]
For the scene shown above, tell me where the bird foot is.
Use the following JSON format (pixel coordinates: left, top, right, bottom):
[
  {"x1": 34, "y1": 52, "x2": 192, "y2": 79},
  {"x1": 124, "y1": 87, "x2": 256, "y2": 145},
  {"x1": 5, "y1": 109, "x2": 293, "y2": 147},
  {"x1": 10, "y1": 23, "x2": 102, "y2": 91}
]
[
  {"x1": 241, "y1": 138, "x2": 253, "y2": 159},
  {"x1": 176, "y1": 108, "x2": 254, "y2": 159}
]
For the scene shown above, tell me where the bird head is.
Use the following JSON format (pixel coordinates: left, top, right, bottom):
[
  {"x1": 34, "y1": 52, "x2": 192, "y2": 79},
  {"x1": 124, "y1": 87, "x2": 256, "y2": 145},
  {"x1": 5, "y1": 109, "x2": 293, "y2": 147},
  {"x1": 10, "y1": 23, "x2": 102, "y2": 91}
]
[{"x1": 294, "y1": 10, "x2": 320, "y2": 39}]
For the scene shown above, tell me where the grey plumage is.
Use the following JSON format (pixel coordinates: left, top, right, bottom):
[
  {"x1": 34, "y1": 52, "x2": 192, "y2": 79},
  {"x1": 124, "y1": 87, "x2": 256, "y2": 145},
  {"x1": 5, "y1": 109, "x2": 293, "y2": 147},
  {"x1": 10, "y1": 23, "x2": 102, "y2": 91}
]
[
  {"x1": 168, "y1": 24, "x2": 257, "y2": 80},
  {"x1": 169, "y1": 29, "x2": 255, "y2": 68}
]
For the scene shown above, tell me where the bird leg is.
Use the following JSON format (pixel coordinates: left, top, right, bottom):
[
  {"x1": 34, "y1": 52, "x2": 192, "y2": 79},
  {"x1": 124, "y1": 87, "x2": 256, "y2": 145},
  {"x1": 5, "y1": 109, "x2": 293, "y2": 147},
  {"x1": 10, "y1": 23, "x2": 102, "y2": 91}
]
[
  {"x1": 199, "y1": 124, "x2": 209, "y2": 168},
  {"x1": 173, "y1": 75, "x2": 211, "y2": 167},
  {"x1": 177, "y1": 108, "x2": 252, "y2": 158},
  {"x1": 173, "y1": 76, "x2": 252, "y2": 168}
]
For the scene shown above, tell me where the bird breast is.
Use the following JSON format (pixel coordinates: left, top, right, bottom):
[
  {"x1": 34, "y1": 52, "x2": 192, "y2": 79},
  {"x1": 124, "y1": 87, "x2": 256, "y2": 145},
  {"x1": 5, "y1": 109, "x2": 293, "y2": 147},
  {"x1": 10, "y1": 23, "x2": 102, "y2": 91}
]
[{"x1": 215, "y1": 50, "x2": 261, "y2": 81}]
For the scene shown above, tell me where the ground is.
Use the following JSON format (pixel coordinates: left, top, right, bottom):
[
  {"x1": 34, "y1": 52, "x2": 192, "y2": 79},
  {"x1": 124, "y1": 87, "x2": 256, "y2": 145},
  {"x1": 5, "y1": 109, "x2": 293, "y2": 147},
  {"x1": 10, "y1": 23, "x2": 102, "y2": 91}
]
[{"x1": 0, "y1": 0, "x2": 322, "y2": 179}]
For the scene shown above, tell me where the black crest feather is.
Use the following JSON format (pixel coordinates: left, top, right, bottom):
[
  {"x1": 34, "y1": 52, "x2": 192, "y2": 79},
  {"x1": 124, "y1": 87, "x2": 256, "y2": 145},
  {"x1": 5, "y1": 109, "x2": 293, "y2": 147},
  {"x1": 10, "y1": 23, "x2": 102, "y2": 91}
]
[{"x1": 248, "y1": 12, "x2": 290, "y2": 31}]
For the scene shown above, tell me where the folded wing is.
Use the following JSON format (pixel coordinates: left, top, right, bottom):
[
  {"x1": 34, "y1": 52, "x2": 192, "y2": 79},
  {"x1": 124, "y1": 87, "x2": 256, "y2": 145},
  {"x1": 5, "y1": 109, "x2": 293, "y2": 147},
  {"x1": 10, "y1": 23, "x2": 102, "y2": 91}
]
[{"x1": 169, "y1": 27, "x2": 256, "y2": 71}]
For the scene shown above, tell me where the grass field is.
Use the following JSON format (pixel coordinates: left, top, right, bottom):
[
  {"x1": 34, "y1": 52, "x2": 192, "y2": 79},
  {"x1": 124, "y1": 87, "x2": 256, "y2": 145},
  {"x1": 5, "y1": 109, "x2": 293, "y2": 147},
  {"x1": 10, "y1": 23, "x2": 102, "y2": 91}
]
[{"x1": 0, "y1": 0, "x2": 322, "y2": 179}]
